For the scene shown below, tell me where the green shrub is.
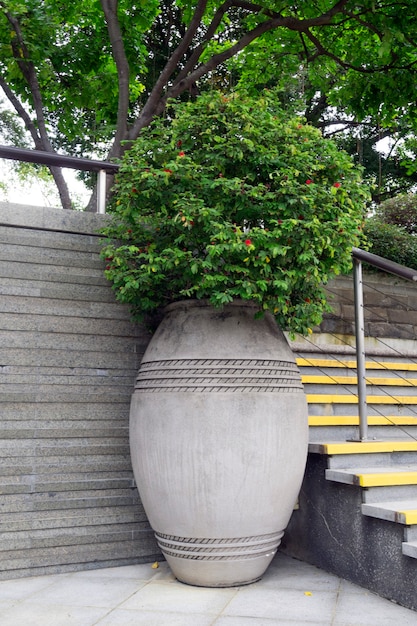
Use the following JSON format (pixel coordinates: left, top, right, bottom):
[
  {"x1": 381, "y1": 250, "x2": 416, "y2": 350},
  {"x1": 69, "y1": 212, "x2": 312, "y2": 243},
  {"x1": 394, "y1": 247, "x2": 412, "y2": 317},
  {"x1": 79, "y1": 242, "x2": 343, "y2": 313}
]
[
  {"x1": 363, "y1": 218, "x2": 417, "y2": 269},
  {"x1": 374, "y1": 193, "x2": 417, "y2": 234},
  {"x1": 101, "y1": 90, "x2": 369, "y2": 335}
]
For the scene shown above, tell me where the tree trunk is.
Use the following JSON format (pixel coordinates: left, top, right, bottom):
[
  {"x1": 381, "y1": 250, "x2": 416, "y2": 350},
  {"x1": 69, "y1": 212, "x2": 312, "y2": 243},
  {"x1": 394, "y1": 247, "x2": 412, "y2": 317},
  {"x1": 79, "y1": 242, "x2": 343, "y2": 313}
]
[{"x1": 49, "y1": 166, "x2": 73, "y2": 210}]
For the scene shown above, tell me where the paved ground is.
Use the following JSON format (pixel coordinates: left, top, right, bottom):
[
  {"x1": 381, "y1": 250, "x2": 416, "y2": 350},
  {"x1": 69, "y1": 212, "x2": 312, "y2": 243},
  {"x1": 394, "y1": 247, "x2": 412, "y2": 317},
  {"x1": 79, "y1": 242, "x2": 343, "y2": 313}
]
[{"x1": 1, "y1": 552, "x2": 416, "y2": 625}]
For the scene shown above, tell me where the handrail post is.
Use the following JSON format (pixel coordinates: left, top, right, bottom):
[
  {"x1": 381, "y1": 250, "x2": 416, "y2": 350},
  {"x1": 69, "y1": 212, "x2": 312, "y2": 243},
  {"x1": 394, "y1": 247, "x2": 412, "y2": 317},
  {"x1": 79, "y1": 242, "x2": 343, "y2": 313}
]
[
  {"x1": 353, "y1": 256, "x2": 368, "y2": 441},
  {"x1": 97, "y1": 169, "x2": 107, "y2": 214}
]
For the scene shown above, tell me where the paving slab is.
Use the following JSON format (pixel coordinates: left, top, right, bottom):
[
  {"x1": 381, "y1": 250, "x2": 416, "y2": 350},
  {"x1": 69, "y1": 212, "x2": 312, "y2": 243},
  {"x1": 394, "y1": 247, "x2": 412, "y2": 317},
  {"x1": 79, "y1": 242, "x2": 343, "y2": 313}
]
[{"x1": 0, "y1": 553, "x2": 416, "y2": 626}]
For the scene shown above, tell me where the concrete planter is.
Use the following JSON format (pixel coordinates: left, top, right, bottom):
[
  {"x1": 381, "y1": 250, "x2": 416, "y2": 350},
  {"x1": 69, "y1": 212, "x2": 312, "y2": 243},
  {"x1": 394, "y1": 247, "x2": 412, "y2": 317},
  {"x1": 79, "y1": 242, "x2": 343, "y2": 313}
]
[{"x1": 129, "y1": 300, "x2": 308, "y2": 587}]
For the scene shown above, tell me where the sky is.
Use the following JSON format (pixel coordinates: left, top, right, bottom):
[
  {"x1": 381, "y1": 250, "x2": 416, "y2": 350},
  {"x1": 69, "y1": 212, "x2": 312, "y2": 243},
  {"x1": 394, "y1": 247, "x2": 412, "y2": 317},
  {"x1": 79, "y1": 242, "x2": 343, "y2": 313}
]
[{"x1": 0, "y1": 158, "x2": 91, "y2": 209}]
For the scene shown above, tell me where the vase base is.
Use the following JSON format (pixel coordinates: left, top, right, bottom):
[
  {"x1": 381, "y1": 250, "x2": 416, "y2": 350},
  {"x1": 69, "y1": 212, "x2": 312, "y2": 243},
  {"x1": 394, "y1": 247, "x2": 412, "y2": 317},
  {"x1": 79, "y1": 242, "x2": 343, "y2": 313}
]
[
  {"x1": 177, "y1": 573, "x2": 263, "y2": 588},
  {"x1": 162, "y1": 549, "x2": 279, "y2": 588}
]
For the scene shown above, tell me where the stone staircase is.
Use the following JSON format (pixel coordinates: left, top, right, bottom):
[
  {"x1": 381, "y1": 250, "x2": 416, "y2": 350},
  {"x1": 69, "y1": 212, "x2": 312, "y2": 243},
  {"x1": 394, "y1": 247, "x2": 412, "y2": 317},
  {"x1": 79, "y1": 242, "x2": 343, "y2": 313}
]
[
  {"x1": 0, "y1": 204, "x2": 160, "y2": 580},
  {"x1": 282, "y1": 349, "x2": 417, "y2": 611}
]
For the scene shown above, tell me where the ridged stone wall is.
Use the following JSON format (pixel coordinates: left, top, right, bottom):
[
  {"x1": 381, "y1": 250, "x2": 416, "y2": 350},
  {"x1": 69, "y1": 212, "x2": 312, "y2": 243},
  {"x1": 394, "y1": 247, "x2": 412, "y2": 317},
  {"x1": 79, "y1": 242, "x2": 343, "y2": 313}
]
[
  {"x1": 321, "y1": 273, "x2": 417, "y2": 340},
  {"x1": 0, "y1": 202, "x2": 160, "y2": 580}
]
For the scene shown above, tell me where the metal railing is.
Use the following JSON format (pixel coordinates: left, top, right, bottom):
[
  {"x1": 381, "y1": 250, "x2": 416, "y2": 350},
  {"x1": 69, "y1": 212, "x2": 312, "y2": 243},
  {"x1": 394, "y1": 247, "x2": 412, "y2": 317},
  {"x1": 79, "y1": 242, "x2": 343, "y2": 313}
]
[
  {"x1": 351, "y1": 247, "x2": 417, "y2": 441},
  {"x1": 0, "y1": 145, "x2": 120, "y2": 214}
]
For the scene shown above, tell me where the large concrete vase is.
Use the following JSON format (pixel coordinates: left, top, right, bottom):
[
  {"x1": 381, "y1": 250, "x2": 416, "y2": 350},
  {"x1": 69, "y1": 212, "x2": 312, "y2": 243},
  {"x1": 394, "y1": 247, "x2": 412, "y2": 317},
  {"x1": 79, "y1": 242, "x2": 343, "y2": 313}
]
[{"x1": 129, "y1": 300, "x2": 308, "y2": 587}]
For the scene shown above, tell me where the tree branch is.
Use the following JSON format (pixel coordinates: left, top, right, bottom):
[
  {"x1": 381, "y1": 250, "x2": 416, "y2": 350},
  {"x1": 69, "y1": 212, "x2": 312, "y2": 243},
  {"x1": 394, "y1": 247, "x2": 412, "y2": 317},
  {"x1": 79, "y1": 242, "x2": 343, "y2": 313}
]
[
  {"x1": 0, "y1": 75, "x2": 41, "y2": 147},
  {"x1": 127, "y1": 0, "x2": 209, "y2": 141},
  {"x1": 127, "y1": 0, "x2": 353, "y2": 143},
  {"x1": 4, "y1": 11, "x2": 51, "y2": 145},
  {"x1": 100, "y1": 0, "x2": 131, "y2": 159},
  {"x1": 175, "y1": 0, "x2": 234, "y2": 84},
  {"x1": 303, "y1": 27, "x2": 417, "y2": 73},
  {"x1": 2, "y1": 6, "x2": 72, "y2": 208}
]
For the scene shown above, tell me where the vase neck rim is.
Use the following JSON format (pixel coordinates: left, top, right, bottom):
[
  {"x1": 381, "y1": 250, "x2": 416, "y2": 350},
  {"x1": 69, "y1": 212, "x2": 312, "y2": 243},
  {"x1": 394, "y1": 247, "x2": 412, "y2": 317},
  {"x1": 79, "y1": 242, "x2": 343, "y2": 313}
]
[{"x1": 163, "y1": 299, "x2": 262, "y2": 314}]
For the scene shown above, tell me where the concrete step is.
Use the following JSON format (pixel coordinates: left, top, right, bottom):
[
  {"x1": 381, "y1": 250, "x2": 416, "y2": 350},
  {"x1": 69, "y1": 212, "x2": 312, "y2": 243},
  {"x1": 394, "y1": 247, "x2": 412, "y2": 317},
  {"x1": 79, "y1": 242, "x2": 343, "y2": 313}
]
[
  {"x1": 308, "y1": 415, "x2": 417, "y2": 442},
  {"x1": 0, "y1": 453, "x2": 134, "y2": 477},
  {"x1": 303, "y1": 374, "x2": 417, "y2": 386},
  {"x1": 0, "y1": 235, "x2": 104, "y2": 266},
  {"x1": 307, "y1": 393, "x2": 417, "y2": 405},
  {"x1": 0, "y1": 522, "x2": 146, "y2": 551},
  {"x1": 0, "y1": 473, "x2": 134, "y2": 494},
  {"x1": 326, "y1": 465, "x2": 417, "y2": 488},
  {"x1": 0, "y1": 439, "x2": 130, "y2": 459},
  {"x1": 0, "y1": 506, "x2": 147, "y2": 533},
  {"x1": 0, "y1": 259, "x2": 107, "y2": 283},
  {"x1": 0, "y1": 348, "x2": 141, "y2": 370},
  {"x1": 308, "y1": 415, "x2": 417, "y2": 427},
  {"x1": 0, "y1": 402, "x2": 130, "y2": 420},
  {"x1": 0, "y1": 276, "x2": 116, "y2": 301},
  {"x1": 0, "y1": 419, "x2": 128, "y2": 440},
  {"x1": 0, "y1": 330, "x2": 140, "y2": 353},
  {"x1": 309, "y1": 440, "x2": 417, "y2": 468},
  {"x1": 0, "y1": 312, "x2": 138, "y2": 336},
  {"x1": 0, "y1": 224, "x2": 101, "y2": 253},
  {"x1": 297, "y1": 357, "x2": 417, "y2": 372},
  {"x1": 361, "y1": 500, "x2": 417, "y2": 525},
  {"x1": 402, "y1": 541, "x2": 417, "y2": 558},
  {"x1": 325, "y1": 465, "x2": 417, "y2": 502},
  {"x1": 1, "y1": 489, "x2": 141, "y2": 514},
  {"x1": 0, "y1": 373, "x2": 134, "y2": 388},
  {"x1": 0, "y1": 293, "x2": 136, "y2": 321}
]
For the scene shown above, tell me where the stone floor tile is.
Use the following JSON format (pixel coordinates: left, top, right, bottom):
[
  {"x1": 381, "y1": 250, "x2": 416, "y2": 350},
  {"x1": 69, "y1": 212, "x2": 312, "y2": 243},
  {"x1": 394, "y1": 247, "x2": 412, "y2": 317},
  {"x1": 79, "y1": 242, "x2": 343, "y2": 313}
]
[
  {"x1": 333, "y1": 589, "x2": 417, "y2": 625},
  {"x1": 214, "y1": 617, "x2": 330, "y2": 626},
  {"x1": 119, "y1": 580, "x2": 237, "y2": 615},
  {"x1": 222, "y1": 585, "x2": 336, "y2": 623},
  {"x1": 96, "y1": 608, "x2": 215, "y2": 625},
  {"x1": 0, "y1": 601, "x2": 108, "y2": 626},
  {"x1": 0, "y1": 574, "x2": 64, "y2": 600},
  {"x1": 262, "y1": 554, "x2": 341, "y2": 592},
  {"x1": 27, "y1": 575, "x2": 142, "y2": 609},
  {"x1": 71, "y1": 562, "x2": 175, "y2": 583}
]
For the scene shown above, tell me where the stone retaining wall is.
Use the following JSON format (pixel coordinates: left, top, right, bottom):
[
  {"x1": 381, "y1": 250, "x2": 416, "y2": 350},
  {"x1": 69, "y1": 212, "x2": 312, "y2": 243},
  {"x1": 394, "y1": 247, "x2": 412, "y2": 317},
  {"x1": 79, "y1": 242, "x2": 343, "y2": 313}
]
[
  {"x1": 0, "y1": 202, "x2": 160, "y2": 580},
  {"x1": 321, "y1": 273, "x2": 417, "y2": 341}
]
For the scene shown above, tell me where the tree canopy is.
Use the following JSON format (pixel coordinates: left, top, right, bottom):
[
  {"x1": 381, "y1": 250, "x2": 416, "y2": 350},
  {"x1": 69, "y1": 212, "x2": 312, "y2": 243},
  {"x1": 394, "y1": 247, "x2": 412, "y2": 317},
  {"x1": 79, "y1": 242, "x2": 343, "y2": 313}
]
[{"x1": 0, "y1": 0, "x2": 416, "y2": 208}]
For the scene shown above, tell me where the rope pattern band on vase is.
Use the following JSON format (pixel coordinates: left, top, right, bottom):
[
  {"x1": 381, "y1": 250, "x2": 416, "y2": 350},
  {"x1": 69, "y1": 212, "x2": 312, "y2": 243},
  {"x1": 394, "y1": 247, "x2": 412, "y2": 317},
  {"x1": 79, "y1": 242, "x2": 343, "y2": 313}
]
[
  {"x1": 135, "y1": 358, "x2": 303, "y2": 393},
  {"x1": 154, "y1": 531, "x2": 284, "y2": 561}
]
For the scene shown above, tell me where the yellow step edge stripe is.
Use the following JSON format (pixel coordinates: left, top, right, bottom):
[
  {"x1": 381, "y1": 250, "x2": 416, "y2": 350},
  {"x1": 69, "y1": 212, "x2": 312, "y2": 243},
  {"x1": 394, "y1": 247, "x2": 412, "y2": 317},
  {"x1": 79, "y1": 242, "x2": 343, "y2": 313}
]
[
  {"x1": 312, "y1": 441, "x2": 417, "y2": 455},
  {"x1": 357, "y1": 472, "x2": 417, "y2": 487},
  {"x1": 302, "y1": 375, "x2": 417, "y2": 386},
  {"x1": 306, "y1": 394, "x2": 417, "y2": 405},
  {"x1": 296, "y1": 358, "x2": 417, "y2": 372},
  {"x1": 308, "y1": 416, "x2": 417, "y2": 426},
  {"x1": 398, "y1": 510, "x2": 417, "y2": 524}
]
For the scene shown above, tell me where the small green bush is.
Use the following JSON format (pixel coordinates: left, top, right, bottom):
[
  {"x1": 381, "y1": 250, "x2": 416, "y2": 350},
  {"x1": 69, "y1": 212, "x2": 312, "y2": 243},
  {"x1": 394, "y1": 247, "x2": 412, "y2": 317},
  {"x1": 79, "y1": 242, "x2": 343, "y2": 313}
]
[
  {"x1": 374, "y1": 193, "x2": 417, "y2": 234},
  {"x1": 363, "y1": 218, "x2": 417, "y2": 269}
]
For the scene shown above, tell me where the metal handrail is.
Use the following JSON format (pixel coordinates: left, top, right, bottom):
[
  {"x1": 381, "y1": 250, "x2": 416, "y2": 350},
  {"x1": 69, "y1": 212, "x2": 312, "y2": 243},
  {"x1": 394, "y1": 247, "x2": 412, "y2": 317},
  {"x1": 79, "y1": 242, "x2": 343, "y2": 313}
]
[
  {"x1": 351, "y1": 247, "x2": 417, "y2": 441},
  {"x1": 0, "y1": 145, "x2": 120, "y2": 214}
]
